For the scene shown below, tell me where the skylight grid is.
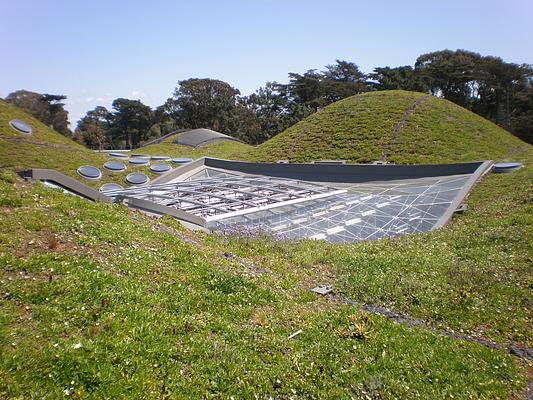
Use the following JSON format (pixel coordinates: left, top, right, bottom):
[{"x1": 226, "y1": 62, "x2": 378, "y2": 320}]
[
  {"x1": 210, "y1": 175, "x2": 471, "y2": 243},
  {"x1": 105, "y1": 174, "x2": 340, "y2": 218}
]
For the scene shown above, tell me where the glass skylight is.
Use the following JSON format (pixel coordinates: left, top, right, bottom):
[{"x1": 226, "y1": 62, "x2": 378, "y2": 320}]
[
  {"x1": 9, "y1": 119, "x2": 32, "y2": 135},
  {"x1": 105, "y1": 169, "x2": 475, "y2": 243},
  {"x1": 77, "y1": 165, "x2": 102, "y2": 180}
]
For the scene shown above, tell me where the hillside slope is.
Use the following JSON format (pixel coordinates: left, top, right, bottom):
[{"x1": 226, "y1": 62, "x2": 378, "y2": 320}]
[
  {"x1": 254, "y1": 90, "x2": 529, "y2": 164},
  {"x1": 0, "y1": 101, "x2": 170, "y2": 188},
  {"x1": 0, "y1": 100, "x2": 107, "y2": 180}
]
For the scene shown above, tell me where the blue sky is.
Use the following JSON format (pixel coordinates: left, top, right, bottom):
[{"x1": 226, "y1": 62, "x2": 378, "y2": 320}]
[{"x1": 1, "y1": 0, "x2": 532, "y2": 127}]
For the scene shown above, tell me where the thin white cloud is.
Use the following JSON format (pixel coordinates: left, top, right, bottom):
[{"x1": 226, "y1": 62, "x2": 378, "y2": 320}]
[{"x1": 130, "y1": 90, "x2": 146, "y2": 98}]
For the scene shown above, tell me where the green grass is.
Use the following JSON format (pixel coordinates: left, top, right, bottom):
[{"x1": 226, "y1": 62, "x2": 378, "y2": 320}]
[
  {"x1": 0, "y1": 170, "x2": 529, "y2": 398},
  {"x1": 0, "y1": 101, "x2": 108, "y2": 175},
  {"x1": 1, "y1": 95, "x2": 532, "y2": 398},
  {"x1": 253, "y1": 90, "x2": 530, "y2": 164},
  {"x1": 0, "y1": 101, "x2": 180, "y2": 189},
  {"x1": 389, "y1": 97, "x2": 529, "y2": 164},
  {"x1": 213, "y1": 148, "x2": 533, "y2": 347},
  {"x1": 139, "y1": 139, "x2": 253, "y2": 161}
]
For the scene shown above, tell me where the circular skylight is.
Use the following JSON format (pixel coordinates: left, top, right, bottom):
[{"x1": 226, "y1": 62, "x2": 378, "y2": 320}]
[
  {"x1": 150, "y1": 163, "x2": 172, "y2": 174},
  {"x1": 125, "y1": 173, "x2": 149, "y2": 185},
  {"x1": 99, "y1": 183, "x2": 123, "y2": 193},
  {"x1": 77, "y1": 165, "x2": 102, "y2": 180},
  {"x1": 103, "y1": 161, "x2": 127, "y2": 172},
  {"x1": 151, "y1": 155, "x2": 171, "y2": 161},
  {"x1": 129, "y1": 158, "x2": 150, "y2": 166},
  {"x1": 9, "y1": 119, "x2": 32, "y2": 135},
  {"x1": 131, "y1": 153, "x2": 150, "y2": 159},
  {"x1": 172, "y1": 157, "x2": 193, "y2": 164},
  {"x1": 108, "y1": 152, "x2": 129, "y2": 159},
  {"x1": 493, "y1": 162, "x2": 523, "y2": 173}
]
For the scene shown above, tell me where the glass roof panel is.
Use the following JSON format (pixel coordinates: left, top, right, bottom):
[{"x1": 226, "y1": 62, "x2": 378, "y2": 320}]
[
  {"x1": 207, "y1": 175, "x2": 470, "y2": 243},
  {"x1": 77, "y1": 165, "x2": 102, "y2": 180},
  {"x1": 104, "y1": 165, "x2": 475, "y2": 243},
  {"x1": 129, "y1": 158, "x2": 150, "y2": 166},
  {"x1": 9, "y1": 119, "x2": 32, "y2": 134},
  {"x1": 125, "y1": 173, "x2": 150, "y2": 185},
  {"x1": 150, "y1": 163, "x2": 172, "y2": 174},
  {"x1": 103, "y1": 161, "x2": 127, "y2": 172}
]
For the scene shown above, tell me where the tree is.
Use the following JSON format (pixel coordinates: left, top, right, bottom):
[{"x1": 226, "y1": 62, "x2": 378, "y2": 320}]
[
  {"x1": 321, "y1": 60, "x2": 369, "y2": 103},
  {"x1": 509, "y1": 85, "x2": 533, "y2": 143},
  {"x1": 172, "y1": 78, "x2": 241, "y2": 134},
  {"x1": 108, "y1": 99, "x2": 154, "y2": 149},
  {"x1": 282, "y1": 60, "x2": 371, "y2": 112},
  {"x1": 74, "y1": 106, "x2": 112, "y2": 149},
  {"x1": 5, "y1": 90, "x2": 72, "y2": 136},
  {"x1": 286, "y1": 70, "x2": 324, "y2": 110},
  {"x1": 239, "y1": 82, "x2": 296, "y2": 144},
  {"x1": 413, "y1": 49, "x2": 533, "y2": 138},
  {"x1": 323, "y1": 60, "x2": 366, "y2": 82},
  {"x1": 370, "y1": 66, "x2": 430, "y2": 92},
  {"x1": 153, "y1": 99, "x2": 179, "y2": 134},
  {"x1": 474, "y1": 57, "x2": 533, "y2": 129},
  {"x1": 414, "y1": 49, "x2": 480, "y2": 108},
  {"x1": 75, "y1": 100, "x2": 155, "y2": 149}
]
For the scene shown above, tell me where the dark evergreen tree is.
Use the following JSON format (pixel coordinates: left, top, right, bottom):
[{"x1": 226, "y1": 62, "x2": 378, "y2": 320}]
[
  {"x1": 172, "y1": 78, "x2": 241, "y2": 135},
  {"x1": 74, "y1": 106, "x2": 112, "y2": 149},
  {"x1": 109, "y1": 99, "x2": 154, "y2": 149}
]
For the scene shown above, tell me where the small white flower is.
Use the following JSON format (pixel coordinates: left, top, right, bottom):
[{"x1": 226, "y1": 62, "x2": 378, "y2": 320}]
[{"x1": 73, "y1": 342, "x2": 82, "y2": 349}]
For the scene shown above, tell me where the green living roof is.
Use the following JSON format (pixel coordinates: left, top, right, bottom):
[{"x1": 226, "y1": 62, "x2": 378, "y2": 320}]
[
  {"x1": 253, "y1": 90, "x2": 530, "y2": 164},
  {"x1": 1, "y1": 93, "x2": 532, "y2": 398}
]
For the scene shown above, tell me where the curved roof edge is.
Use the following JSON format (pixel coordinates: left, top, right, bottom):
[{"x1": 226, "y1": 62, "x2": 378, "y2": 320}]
[
  {"x1": 140, "y1": 128, "x2": 242, "y2": 148},
  {"x1": 172, "y1": 128, "x2": 242, "y2": 148}
]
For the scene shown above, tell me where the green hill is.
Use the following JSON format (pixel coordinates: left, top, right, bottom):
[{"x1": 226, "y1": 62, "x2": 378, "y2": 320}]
[
  {"x1": 0, "y1": 101, "x2": 170, "y2": 188},
  {"x1": 0, "y1": 100, "x2": 107, "y2": 175},
  {"x1": 254, "y1": 90, "x2": 529, "y2": 164}
]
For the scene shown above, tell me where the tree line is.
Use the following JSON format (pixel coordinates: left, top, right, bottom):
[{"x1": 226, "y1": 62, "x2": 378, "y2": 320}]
[{"x1": 5, "y1": 49, "x2": 533, "y2": 147}]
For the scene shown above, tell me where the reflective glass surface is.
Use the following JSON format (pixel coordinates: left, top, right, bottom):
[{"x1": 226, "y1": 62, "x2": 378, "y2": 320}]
[
  {"x1": 77, "y1": 165, "x2": 102, "y2": 180},
  {"x1": 150, "y1": 163, "x2": 172, "y2": 173},
  {"x1": 9, "y1": 119, "x2": 32, "y2": 134},
  {"x1": 125, "y1": 173, "x2": 149, "y2": 185},
  {"x1": 129, "y1": 158, "x2": 150, "y2": 165},
  {"x1": 103, "y1": 161, "x2": 127, "y2": 172}
]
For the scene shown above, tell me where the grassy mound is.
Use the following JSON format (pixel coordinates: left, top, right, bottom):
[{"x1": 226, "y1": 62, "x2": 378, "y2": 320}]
[
  {"x1": 254, "y1": 90, "x2": 530, "y2": 164},
  {"x1": 140, "y1": 139, "x2": 253, "y2": 160},
  {"x1": 0, "y1": 101, "x2": 171, "y2": 188},
  {"x1": 0, "y1": 100, "x2": 107, "y2": 175}
]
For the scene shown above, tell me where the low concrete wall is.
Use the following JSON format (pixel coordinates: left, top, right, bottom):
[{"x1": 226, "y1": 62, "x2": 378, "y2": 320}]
[{"x1": 28, "y1": 169, "x2": 112, "y2": 203}]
